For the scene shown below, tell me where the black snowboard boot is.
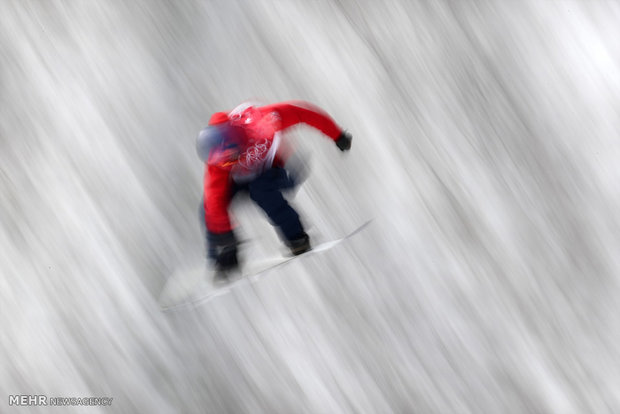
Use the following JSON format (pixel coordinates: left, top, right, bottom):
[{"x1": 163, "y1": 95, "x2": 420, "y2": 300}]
[{"x1": 287, "y1": 232, "x2": 311, "y2": 256}]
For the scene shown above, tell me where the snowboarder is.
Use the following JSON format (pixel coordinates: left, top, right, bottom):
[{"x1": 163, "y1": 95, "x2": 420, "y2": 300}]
[{"x1": 196, "y1": 100, "x2": 352, "y2": 275}]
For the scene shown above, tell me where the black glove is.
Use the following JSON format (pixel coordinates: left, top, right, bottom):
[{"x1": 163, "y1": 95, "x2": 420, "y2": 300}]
[
  {"x1": 335, "y1": 131, "x2": 352, "y2": 152},
  {"x1": 209, "y1": 230, "x2": 238, "y2": 271}
]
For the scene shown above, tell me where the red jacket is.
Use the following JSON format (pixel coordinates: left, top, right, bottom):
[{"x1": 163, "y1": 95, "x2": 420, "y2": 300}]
[{"x1": 202, "y1": 101, "x2": 343, "y2": 234}]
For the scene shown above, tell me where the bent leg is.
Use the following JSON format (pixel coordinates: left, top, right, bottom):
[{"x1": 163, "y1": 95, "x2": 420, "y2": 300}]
[{"x1": 248, "y1": 168, "x2": 305, "y2": 242}]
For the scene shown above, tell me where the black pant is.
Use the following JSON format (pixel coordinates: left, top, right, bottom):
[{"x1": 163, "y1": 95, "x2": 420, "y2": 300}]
[{"x1": 200, "y1": 167, "x2": 304, "y2": 260}]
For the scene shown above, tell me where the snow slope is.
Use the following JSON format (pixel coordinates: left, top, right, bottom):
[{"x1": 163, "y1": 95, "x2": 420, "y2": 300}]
[{"x1": 2, "y1": 1, "x2": 620, "y2": 412}]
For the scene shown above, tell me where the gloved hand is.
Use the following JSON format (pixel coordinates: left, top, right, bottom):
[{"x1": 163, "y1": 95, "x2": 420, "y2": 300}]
[
  {"x1": 209, "y1": 230, "x2": 238, "y2": 271},
  {"x1": 335, "y1": 131, "x2": 352, "y2": 152}
]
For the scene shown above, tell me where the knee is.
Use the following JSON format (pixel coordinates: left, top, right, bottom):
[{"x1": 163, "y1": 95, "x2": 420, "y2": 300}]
[
  {"x1": 248, "y1": 185, "x2": 265, "y2": 203},
  {"x1": 248, "y1": 178, "x2": 274, "y2": 203}
]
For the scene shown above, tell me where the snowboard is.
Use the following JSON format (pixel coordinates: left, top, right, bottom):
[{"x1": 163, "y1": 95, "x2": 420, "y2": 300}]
[{"x1": 159, "y1": 219, "x2": 372, "y2": 312}]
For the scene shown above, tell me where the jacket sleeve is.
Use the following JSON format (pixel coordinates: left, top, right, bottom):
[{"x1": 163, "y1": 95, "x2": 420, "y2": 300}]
[
  {"x1": 203, "y1": 164, "x2": 234, "y2": 233},
  {"x1": 264, "y1": 101, "x2": 343, "y2": 141}
]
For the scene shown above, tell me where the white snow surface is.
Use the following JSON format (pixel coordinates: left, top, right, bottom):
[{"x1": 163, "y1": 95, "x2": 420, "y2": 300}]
[{"x1": 2, "y1": 1, "x2": 620, "y2": 413}]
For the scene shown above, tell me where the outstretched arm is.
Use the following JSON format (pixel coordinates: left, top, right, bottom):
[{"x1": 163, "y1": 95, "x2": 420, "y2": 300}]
[
  {"x1": 266, "y1": 101, "x2": 352, "y2": 151},
  {"x1": 266, "y1": 101, "x2": 343, "y2": 140}
]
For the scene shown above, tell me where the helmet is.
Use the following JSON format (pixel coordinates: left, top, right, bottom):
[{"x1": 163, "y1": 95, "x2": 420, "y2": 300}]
[
  {"x1": 195, "y1": 112, "x2": 229, "y2": 161},
  {"x1": 196, "y1": 112, "x2": 247, "y2": 165},
  {"x1": 196, "y1": 125, "x2": 224, "y2": 162}
]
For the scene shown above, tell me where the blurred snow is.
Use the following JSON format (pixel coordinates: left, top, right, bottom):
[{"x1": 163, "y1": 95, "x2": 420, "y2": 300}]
[{"x1": 2, "y1": 1, "x2": 620, "y2": 413}]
